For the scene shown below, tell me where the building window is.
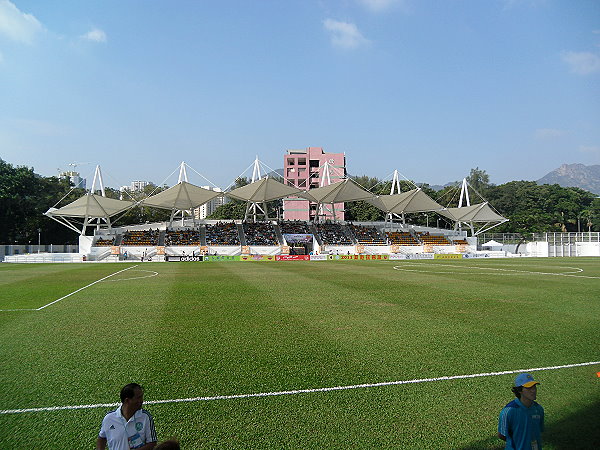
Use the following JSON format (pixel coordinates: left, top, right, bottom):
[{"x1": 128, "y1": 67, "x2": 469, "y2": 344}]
[
  {"x1": 298, "y1": 158, "x2": 306, "y2": 165},
  {"x1": 287, "y1": 158, "x2": 295, "y2": 166}
]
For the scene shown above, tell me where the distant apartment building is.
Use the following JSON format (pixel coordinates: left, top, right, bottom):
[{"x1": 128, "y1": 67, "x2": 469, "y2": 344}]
[
  {"x1": 194, "y1": 187, "x2": 227, "y2": 219},
  {"x1": 120, "y1": 180, "x2": 150, "y2": 193},
  {"x1": 283, "y1": 147, "x2": 346, "y2": 221},
  {"x1": 59, "y1": 171, "x2": 86, "y2": 189}
]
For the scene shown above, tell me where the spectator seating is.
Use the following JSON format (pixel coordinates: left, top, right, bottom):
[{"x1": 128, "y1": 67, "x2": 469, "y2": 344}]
[
  {"x1": 121, "y1": 229, "x2": 160, "y2": 246},
  {"x1": 206, "y1": 222, "x2": 240, "y2": 246},
  {"x1": 243, "y1": 222, "x2": 278, "y2": 246},
  {"x1": 315, "y1": 222, "x2": 353, "y2": 245},
  {"x1": 417, "y1": 232, "x2": 451, "y2": 246},
  {"x1": 94, "y1": 237, "x2": 115, "y2": 247},
  {"x1": 165, "y1": 228, "x2": 202, "y2": 246},
  {"x1": 386, "y1": 231, "x2": 420, "y2": 246},
  {"x1": 350, "y1": 224, "x2": 386, "y2": 245},
  {"x1": 279, "y1": 220, "x2": 311, "y2": 234}
]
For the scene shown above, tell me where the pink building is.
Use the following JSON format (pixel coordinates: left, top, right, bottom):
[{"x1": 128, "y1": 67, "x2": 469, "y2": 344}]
[{"x1": 283, "y1": 147, "x2": 346, "y2": 221}]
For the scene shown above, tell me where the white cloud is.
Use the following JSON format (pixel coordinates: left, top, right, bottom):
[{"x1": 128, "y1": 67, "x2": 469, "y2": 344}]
[
  {"x1": 356, "y1": 0, "x2": 407, "y2": 13},
  {"x1": 0, "y1": 0, "x2": 43, "y2": 44},
  {"x1": 561, "y1": 51, "x2": 600, "y2": 75},
  {"x1": 323, "y1": 19, "x2": 369, "y2": 50},
  {"x1": 534, "y1": 128, "x2": 565, "y2": 139},
  {"x1": 81, "y1": 28, "x2": 107, "y2": 43}
]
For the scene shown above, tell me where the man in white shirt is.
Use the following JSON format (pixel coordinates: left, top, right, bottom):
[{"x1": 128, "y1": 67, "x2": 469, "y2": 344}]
[{"x1": 97, "y1": 383, "x2": 157, "y2": 450}]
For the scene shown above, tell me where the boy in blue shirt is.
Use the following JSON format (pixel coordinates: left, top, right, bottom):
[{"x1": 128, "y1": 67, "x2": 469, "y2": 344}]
[{"x1": 498, "y1": 373, "x2": 544, "y2": 449}]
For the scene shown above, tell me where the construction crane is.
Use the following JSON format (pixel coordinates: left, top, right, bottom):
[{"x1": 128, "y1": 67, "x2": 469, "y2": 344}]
[{"x1": 57, "y1": 162, "x2": 91, "y2": 175}]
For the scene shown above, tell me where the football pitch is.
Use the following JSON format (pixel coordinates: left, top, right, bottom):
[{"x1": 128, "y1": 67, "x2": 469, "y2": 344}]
[{"x1": 0, "y1": 258, "x2": 598, "y2": 449}]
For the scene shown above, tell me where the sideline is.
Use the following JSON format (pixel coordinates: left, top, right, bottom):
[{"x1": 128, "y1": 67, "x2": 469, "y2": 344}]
[
  {"x1": 0, "y1": 265, "x2": 139, "y2": 312},
  {"x1": 1, "y1": 360, "x2": 598, "y2": 415}
]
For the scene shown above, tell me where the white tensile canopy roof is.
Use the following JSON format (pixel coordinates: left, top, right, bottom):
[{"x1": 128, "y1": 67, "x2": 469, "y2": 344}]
[
  {"x1": 482, "y1": 239, "x2": 503, "y2": 247},
  {"x1": 298, "y1": 179, "x2": 373, "y2": 204},
  {"x1": 141, "y1": 181, "x2": 222, "y2": 210},
  {"x1": 437, "y1": 202, "x2": 507, "y2": 223},
  {"x1": 226, "y1": 177, "x2": 302, "y2": 202},
  {"x1": 45, "y1": 193, "x2": 134, "y2": 218},
  {"x1": 366, "y1": 188, "x2": 444, "y2": 214}
]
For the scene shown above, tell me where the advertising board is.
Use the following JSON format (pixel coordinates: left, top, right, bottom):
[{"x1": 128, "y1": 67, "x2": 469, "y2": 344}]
[
  {"x1": 240, "y1": 255, "x2": 276, "y2": 262},
  {"x1": 204, "y1": 255, "x2": 240, "y2": 262},
  {"x1": 403, "y1": 253, "x2": 435, "y2": 260},
  {"x1": 328, "y1": 254, "x2": 389, "y2": 261},
  {"x1": 275, "y1": 255, "x2": 310, "y2": 261},
  {"x1": 166, "y1": 255, "x2": 204, "y2": 262},
  {"x1": 283, "y1": 234, "x2": 313, "y2": 243},
  {"x1": 433, "y1": 254, "x2": 463, "y2": 259}
]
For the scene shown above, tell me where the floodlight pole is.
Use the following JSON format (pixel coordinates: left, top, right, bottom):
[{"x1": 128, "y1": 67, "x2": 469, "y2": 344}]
[{"x1": 38, "y1": 228, "x2": 41, "y2": 253}]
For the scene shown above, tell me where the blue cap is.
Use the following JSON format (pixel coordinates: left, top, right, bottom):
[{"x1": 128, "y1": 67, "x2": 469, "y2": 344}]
[{"x1": 515, "y1": 373, "x2": 540, "y2": 388}]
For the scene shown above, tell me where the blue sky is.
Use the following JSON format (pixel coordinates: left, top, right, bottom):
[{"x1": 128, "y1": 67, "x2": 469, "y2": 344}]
[{"x1": 1, "y1": 0, "x2": 599, "y2": 189}]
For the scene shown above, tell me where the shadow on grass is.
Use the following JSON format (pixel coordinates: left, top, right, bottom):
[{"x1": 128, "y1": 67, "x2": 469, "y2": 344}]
[{"x1": 461, "y1": 400, "x2": 600, "y2": 449}]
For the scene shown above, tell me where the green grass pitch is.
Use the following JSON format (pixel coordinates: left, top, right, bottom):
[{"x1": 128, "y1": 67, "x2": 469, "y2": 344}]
[{"x1": 0, "y1": 258, "x2": 599, "y2": 449}]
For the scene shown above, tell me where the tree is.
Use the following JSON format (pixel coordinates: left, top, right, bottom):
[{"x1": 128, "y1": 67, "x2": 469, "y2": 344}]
[
  {"x1": 466, "y1": 167, "x2": 492, "y2": 197},
  {"x1": 485, "y1": 181, "x2": 597, "y2": 233},
  {"x1": 116, "y1": 183, "x2": 171, "y2": 226},
  {"x1": 207, "y1": 177, "x2": 250, "y2": 220},
  {"x1": 0, "y1": 159, "x2": 85, "y2": 244},
  {"x1": 345, "y1": 175, "x2": 385, "y2": 221}
]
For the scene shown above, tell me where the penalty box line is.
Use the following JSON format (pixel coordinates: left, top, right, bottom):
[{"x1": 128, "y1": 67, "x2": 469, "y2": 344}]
[
  {"x1": 1, "y1": 360, "x2": 598, "y2": 415},
  {"x1": 0, "y1": 265, "x2": 139, "y2": 312},
  {"x1": 36, "y1": 265, "x2": 140, "y2": 310}
]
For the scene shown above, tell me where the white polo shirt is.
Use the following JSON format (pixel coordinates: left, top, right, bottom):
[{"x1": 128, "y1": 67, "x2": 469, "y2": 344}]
[{"x1": 98, "y1": 407, "x2": 157, "y2": 449}]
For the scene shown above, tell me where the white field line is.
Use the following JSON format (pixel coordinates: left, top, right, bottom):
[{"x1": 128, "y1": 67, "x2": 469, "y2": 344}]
[
  {"x1": 392, "y1": 264, "x2": 600, "y2": 279},
  {"x1": 101, "y1": 269, "x2": 159, "y2": 282},
  {"x1": 0, "y1": 265, "x2": 139, "y2": 312},
  {"x1": 1, "y1": 360, "x2": 598, "y2": 415}
]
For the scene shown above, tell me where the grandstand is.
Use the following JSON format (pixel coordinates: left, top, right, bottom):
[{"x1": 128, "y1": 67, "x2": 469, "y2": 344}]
[
  {"x1": 67, "y1": 218, "x2": 478, "y2": 262},
  {"x1": 3, "y1": 161, "x2": 594, "y2": 263}
]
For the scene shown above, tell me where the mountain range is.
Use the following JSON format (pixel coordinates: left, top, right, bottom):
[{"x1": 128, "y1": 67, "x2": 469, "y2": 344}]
[
  {"x1": 270, "y1": 164, "x2": 600, "y2": 196},
  {"x1": 537, "y1": 163, "x2": 600, "y2": 196}
]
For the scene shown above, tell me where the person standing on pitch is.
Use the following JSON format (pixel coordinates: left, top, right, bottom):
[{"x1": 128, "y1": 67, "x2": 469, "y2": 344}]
[
  {"x1": 97, "y1": 383, "x2": 157, "y2": 450},
  {"x1": 498, "y1": 373, "x2": 544, "y2": 449}
]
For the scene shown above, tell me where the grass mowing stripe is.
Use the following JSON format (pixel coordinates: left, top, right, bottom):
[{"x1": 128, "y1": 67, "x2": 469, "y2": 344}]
[{"x1": 2, "y1": 360, "x2": 597, "y2": 415}]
